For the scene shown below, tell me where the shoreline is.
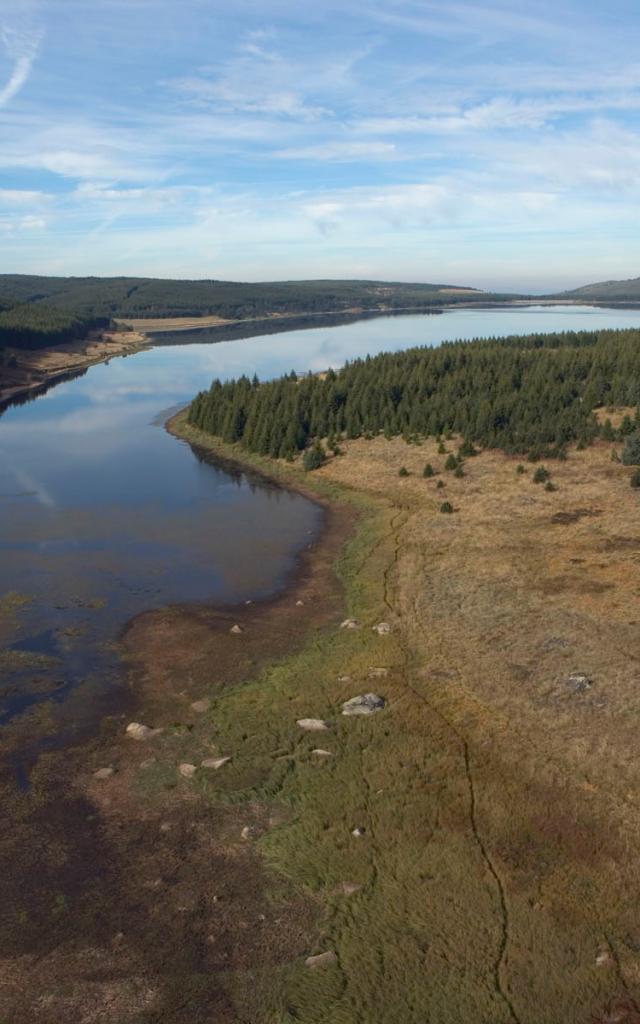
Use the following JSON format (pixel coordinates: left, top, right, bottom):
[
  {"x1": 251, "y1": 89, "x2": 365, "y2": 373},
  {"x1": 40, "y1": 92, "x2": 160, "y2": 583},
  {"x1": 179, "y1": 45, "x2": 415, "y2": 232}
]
[
  {"x1": 0, "y1": 409, "x2": 365, "y2": 1022},
  {"x1": 0, "y1": 330, "x2": 150, "y2": 410},
  {"x1": 3, "y1": 297, "x2": 629, "y2": 411}
]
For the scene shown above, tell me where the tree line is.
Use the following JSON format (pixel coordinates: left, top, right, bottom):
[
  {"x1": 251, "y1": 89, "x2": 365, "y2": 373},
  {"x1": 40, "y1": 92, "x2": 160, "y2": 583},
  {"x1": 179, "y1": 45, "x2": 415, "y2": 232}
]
[
  {"x1": 0, "y1": 305, "x2": 108, "y2": 351},
  {"x1": 187, "y1": 328, "x2": 640, "y2": 459},
  {"x1": 0, "y1": 274, "x2": 512, "y2": 324}
]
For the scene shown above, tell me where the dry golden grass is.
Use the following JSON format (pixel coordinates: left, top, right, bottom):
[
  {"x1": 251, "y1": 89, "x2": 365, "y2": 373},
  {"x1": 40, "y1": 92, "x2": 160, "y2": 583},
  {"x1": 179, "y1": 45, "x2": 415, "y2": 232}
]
[{"x1": 306, "y1": 432, "x2": 640, "y2": 1022}]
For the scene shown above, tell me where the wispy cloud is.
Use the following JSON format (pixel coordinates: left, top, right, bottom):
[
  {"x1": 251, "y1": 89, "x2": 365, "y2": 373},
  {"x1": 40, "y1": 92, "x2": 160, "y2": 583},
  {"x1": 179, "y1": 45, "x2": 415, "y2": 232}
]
[
  {"x1": 0, "y1": 20, "x2": 43, "y2": 108},
  {"x1": 2, "y1": 0, "x2": 640, "y2": 289}
]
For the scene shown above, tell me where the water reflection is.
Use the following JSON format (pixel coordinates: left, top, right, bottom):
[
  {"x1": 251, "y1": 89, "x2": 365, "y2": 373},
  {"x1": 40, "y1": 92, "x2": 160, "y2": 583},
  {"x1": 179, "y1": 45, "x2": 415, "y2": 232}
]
[{"x1": 1, "y1": 304, "x2": 640, "y2": 744}]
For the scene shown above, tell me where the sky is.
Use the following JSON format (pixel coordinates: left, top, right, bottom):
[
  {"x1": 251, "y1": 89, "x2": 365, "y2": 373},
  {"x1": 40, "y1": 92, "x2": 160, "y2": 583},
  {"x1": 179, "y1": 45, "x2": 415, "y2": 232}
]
[{"x1": 1, "y1": 0, "x2": 639, "y2": 291}]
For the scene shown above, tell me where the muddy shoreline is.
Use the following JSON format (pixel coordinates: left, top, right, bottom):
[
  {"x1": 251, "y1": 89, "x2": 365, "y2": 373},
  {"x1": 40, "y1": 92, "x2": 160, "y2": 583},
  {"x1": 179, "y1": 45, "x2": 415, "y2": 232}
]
[{"x1": 0, "y1": 414, "x2": 357, "y2": 1022}]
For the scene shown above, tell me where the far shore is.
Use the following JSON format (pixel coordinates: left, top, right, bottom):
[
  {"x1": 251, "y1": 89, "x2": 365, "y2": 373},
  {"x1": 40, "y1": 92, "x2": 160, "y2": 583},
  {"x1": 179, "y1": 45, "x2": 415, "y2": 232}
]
[{"x1": 3, "y1": 296, "x2": 639, "y2": 411}]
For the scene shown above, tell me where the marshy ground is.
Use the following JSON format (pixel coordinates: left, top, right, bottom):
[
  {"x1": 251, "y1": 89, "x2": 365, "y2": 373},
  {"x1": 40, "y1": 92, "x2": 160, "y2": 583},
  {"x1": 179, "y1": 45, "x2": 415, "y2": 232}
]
[{"x1": 2, "y1": 414, "x2": 640, "y2": 1023}]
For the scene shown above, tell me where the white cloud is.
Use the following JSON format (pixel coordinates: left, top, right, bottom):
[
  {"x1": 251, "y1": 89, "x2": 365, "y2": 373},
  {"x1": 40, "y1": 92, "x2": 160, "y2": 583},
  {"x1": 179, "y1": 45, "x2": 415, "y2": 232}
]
[{"x1": 0, "y1": 22, "x2": 43, "y2": 107}]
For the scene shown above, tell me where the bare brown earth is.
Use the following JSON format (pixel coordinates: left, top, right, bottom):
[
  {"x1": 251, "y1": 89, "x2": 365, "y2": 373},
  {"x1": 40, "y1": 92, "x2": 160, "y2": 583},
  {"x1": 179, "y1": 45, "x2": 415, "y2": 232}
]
[
  {"x1": 0, "y1": 331, "x2": 148, "y2": 406},
  {"x1": 2, "y1": 416, "x2": 640, "y2": 1023}
]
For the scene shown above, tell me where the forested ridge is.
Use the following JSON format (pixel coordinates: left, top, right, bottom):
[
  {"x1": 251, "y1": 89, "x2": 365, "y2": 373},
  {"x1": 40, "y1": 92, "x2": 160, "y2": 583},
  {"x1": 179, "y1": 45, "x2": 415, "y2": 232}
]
[
  {"x1": 187, "y1": 328, "x2": 640, "y2": 458},
  {"x1": 0, "y1": 274, "x2": 506, "y2": 351},
  {"x1": 0, "y1": 305, "x2": 108, "y2": 351}
]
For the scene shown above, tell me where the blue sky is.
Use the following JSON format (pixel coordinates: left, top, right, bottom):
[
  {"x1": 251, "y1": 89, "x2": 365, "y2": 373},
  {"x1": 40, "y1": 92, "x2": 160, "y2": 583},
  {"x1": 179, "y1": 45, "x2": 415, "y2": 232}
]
[{"x1": 1, "y1": 0, "x2": 640, "y2": 290}]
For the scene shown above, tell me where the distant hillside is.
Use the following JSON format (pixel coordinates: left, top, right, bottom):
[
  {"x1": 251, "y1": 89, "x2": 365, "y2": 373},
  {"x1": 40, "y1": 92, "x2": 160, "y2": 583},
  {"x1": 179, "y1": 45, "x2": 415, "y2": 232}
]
[
  {"x1": 0, "y1": 274, "x2": 494, "y2": 321},
  {"x1": 558, "y1": 276, "x2": 640, "y2": 302},
  {"x1": 0, "y1": 275, "x2": 513, "y2": 351}
]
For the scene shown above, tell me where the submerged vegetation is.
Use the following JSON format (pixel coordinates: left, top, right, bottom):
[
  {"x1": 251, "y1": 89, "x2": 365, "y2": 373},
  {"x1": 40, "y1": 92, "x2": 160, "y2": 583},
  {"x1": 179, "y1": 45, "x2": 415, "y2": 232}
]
[{"x1": 188, "y1": 328, "x2": 640, "y2": 458}]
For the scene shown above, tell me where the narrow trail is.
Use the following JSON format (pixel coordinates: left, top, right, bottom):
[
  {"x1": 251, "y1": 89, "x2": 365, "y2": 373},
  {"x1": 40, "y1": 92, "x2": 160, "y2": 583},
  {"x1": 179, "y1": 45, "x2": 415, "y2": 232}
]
[{"x1": 374, "y1": 501, "x2": 521, "y2": 1024}]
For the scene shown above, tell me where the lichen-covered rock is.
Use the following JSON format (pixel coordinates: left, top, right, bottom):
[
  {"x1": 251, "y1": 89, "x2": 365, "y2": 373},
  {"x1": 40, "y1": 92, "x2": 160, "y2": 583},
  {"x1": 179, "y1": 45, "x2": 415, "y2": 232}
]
[{"x1": 342, "y1": 693, "x2": 386, "y2": 716}]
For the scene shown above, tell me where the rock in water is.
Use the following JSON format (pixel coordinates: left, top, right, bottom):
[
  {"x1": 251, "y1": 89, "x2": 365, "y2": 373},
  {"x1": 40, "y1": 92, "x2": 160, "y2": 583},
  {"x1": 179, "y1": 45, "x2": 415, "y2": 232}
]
[
  {"x1": 342, "y1": 693, "x2": 386, "y2": 716},
  {"x1": 305, "y1": 951, "x2": 338, "y2": 969},
  {"x1": 178, "y1": 763, "x2": 197, "y2": 779},
  {"x1": 125, "y1": 722, "x2": 163, "y2": 741},
  {"x1": 297, "y1": 718, "x2": 331, "y2": 731},
  {"x1": 201, "y1": 756, "x2": 231, "y2": 770}
]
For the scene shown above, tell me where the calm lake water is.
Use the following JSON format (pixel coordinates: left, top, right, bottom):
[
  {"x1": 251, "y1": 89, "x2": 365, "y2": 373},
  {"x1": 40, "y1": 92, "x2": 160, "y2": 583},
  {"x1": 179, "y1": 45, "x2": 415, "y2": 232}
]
[{"x1": 2, "y1": 304, "x2": 640, "y2": 748}]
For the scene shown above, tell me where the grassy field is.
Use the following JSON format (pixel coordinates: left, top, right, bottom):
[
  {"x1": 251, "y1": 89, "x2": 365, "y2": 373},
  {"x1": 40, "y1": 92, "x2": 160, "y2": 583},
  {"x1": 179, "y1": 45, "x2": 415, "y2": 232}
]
[
  {"x1": 5, "y1": 413, "x2": 639, "y2": 1023},
  {"x1": 157, "y1": 416, "x2": 640, "y2": 1024}
]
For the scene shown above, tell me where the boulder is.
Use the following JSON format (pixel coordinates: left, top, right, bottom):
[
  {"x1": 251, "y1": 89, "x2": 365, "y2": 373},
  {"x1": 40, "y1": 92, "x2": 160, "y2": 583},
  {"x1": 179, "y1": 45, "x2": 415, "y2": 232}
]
[
  {"x1": 342, "y1": 693, "x2": 386, "y2": 716},
  {"x1": 297, "y1": 718, "x2": 330, "y2": 731},
  {"x1": 125, "y1": 722, "x2": 163, "y2": 741},
  {"x1": 201, "y1": 756, "x2": 231, "y2": 770},
  {"x1": 341, "y1": 881, "x2": 362, "y2": 896},
  {"x1": 352, "y1": 826, "x2": 366, "y2": 837},
  {"x1": 368, "y1": 667, "x2": 389, "y2": 678},
  {"x1": 296, "y1": 600, "x2": 305, "y2": 607},
  {"x1": 565, "y1": 671, "x2": 592, "y2": 693},
  {"x1": 93, "y1": 766, "x2": 115, "y2": 780},
  {"x1": 311, "y1": 748, "x2": 334, "y2": 757},
  {"x1": 178, "y1": 763, "x2": 197, "y2": 779},
  {"x1": 190, "y1": 698, "x2": 210, "y2": 713},
  {"x1": 372, "y1": 622, "x2": 391, "y2": 635},
  {"x1": 340, "y1": 618, "x2": 359, "y2": 630},
  {"x1": 230, "y1": 624, "x2": 243, "y2": 634},
  {"x1": 305, "y1": 951, "x2": 338, "y2": 969}
]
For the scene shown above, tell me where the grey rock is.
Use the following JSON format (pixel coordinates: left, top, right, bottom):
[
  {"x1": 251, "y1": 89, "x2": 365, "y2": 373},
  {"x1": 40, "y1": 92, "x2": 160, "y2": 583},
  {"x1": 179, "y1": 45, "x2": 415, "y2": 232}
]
[
  {"x1": 305, "y1": 951, "x2": 338, "y2": 969},
  {"x1": 372, "y1": 622, "x2": 391, "y2": 635},
  {"x1": 178, "y1": 763, "x2": 197, "y2": 779},
  {"x1": 230, "y1": 624, "x2": 243, "y2": 634},
  {"x1": 93, "y1": 766, "x2": 115, "y2": 780},
  {"x1": 342, "y1": 693, "x2": 386, "y2": 716},
  {"x1": 565, "y1": 672, "x2": 592, "y2": 693},
  {"x1": 126, "y1": 722, "x2": 163, "y2": 741},
  {"x1": 201, "y1": 756, "x2": 231, "y2": 769},
  {"x1": 297, "y1": 718, "x2": 331, "y2": 731},
  {"x1": 311, "y1": 748, "x2": 334, "y2": 757},
  {"x1": 368, "y1": 667, "x2": 389, "y2": 678},
  {"x1": 340, "y1": 618, "x2": 359, "y2": 630},
  {"x1": 351, "y1": 826, "x2": 366, "y2": 837}
]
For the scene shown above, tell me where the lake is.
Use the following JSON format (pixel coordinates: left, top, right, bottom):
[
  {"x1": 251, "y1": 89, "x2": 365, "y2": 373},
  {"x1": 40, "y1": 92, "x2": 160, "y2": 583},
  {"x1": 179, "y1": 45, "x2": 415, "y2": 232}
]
[{"x1": 1, "y1": 304, "x2": 639, "y2": 753}]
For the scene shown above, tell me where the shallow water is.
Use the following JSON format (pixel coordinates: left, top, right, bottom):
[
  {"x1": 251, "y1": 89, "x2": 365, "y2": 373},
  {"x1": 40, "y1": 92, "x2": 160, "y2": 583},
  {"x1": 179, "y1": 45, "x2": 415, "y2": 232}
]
[{"x1": 1, "y1": 304, "x2": 639, "y2": 746}]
